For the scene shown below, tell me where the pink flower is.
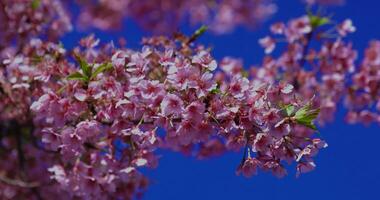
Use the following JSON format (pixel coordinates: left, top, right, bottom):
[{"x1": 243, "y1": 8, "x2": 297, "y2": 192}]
[
  {"x1": 48, "y1": 165, "x2": 69, "y2": 186},
  {"x1": 192, "y1": 50, "x2": 217, "y2": 71},
  {"x1": 272, "y1": 164, "x2": 287, "y2": 178},
  {"x1": 167, "y1": 64, "x2": 197, "y2": 90},
  {"x1": 60, "y1": 127, "x2": 83, "y2": 160},
  {"x1": 159, "y1": 49, "x2": 175, "y2": 66},
  {"x1": 270, "y1": 22, "x2": 286, "y2": 34},
  {"x1": 220, "y1": 57, "x2": 243, "y2": 76},
  {"x1": 189, "y1": 72, "x2": 217, "y2": 98},
  {"x1": 41, "y1": 128, "x2": 61, "y2": 151},
  {"x1": 259, "y1": 36, "x2": 276, "y2": 54},
  {"x1": 30, "y1": 93, "x2": 56, "y2": 113},
  {"x1": 133, "y1": 158, "x2": 148, "y2": 167},
  {"x1": 132, "y1": 128, "x2": 158, "y2": 148},
  {"x1": 183, "y1": 101, "x2": 205, "y2": 125},
  {"x1": 338, "y1": 19, "x2": 356, "y2": 36},
  {"x1": 274, "y1": 120, "x2": 291, "y2": 137},
  {"x1": 197, "y1": 139, "x2": 225, "y2": 159},
  {"x1": 229, "y1": 76, "x2": 250, "y2": 99},
  {"x1": 74, "y1": 89, "x2": 88, "y2": 102},
  {"x1": 238, "y1": 158, "x2": 259, "y2": 177},
  {"x1": 296, "y1": 161, "x2": 316, "y2": 177},
  {"x1": 141, "y1": 80, "x2": 163, "y2": 100},
  {"x1": 75, "y1": 120, "x2": 101, "y2": 139},
  {"x1": 312, "y1": 138, "x2": 328, "y2": 149},
  {"x1": 176, "y1": 120, "x2": 195, "y2": 145},
  {"x1": 253, "y1": 133, "x2": 272, "y2": 152},
  {"x1": 160, "y1": 94, "x2": 184, "y2": 116},
  {"x1": 248, "y1": 103, "x2": 264, "y2": 122},
  {"x1": 286, "y1": 16, "x2": 312, "y2": 42},
  {"x1": 359, "y1": 110, "x2": 377, "y2": 125},
  {"x1": 112, "y1": 50, "x2": 128, "y2": 68},
  {"x1": 280, "y1": 83, "x2": 294, "y2": 94},
  {"x1": 116, "y1": 99, "x2": 137, "y2": 119}
]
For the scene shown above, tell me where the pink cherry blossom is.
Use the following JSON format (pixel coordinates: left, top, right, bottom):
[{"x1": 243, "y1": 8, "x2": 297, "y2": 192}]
[
  {"x1": 259, "y1": 36, "x2": 276, "y2": 54},
  {"x1": 338, "y1": 19, "x2": 356, "y2": 36},
  {"x1": 161, "y1": 94, "x2": 184, "y2": 117}
]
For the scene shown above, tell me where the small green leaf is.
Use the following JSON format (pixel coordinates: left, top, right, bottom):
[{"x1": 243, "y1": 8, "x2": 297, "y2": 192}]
[
  {"x1": 210, "y1": 88, "x2": 221, "y2": 94},
  {"x1": 193, "y1": 25, "x2": 208, "y2": 38},
  {"x1": 31, "y1": 0, "x2": 40, "y2": 10},
  {"x1": 74, "y1": 54, "x2": 91, "y2": 78},
  {"x1": 67, "y1": 72, "x2": 87, "y2": 81},
  {"x1": 309, "y1": 15, "x2": 330, "y2": 28},
  {"x1": 294, "y1": 104, "x2": 319, "y2": 121},
  {"x1": 284, "y1": 104, "x2": 295, "y2": 117},
  {"x1": 241, "y1": 70, "x2": 249, "y2": 78},
  {"x1": 209, "y1": 83, "x2": 221, "y2": 94},
  {"x1": 188, "y1": 25, "x2": 208, "y2": 43},
  {"x1": 294, "y1": 104, "x2": 320, "y2": 130},
  {"x1": 91, "y1": 63, "x2": 112, "y2": 80}
]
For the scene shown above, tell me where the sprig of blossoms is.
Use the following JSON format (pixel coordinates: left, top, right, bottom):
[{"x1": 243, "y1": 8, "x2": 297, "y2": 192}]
[
  {"x1": 0, "y1": 31, "x2": 320, "y2": 199},
  {"x1": 257, "y1": 12, "x2": 357, "y2": 125},
  {"x1": 345, "y1": 41, "x2": 380, "y2": 125},
  {"x1": 0, "y1": 0, "x2": 72, "y2": 58},
  {"x1": 257, "y1": 10, "x2": 380, "y2": 126}
]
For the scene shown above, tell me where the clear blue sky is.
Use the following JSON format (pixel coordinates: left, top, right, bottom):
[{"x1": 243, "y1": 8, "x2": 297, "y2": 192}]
[{"x1": 62, "y1": 1, "x2": 380, "y2": 199}]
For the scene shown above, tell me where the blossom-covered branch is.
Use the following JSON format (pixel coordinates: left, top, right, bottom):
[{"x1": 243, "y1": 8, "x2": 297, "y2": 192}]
[
  {"x1": 0, "y1": 27, "x2": 326, "y2": 199},
  {"x1": 257, "y1": 10, "x2": 380, "y2": 125},
  {"x1": 1, "y1": 0, "x2": 379, "y2": 199}
]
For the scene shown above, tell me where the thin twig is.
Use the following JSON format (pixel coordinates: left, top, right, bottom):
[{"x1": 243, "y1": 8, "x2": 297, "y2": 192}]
[{"x1": 0, "y1": 174, "x2": 40, "y2": 188}]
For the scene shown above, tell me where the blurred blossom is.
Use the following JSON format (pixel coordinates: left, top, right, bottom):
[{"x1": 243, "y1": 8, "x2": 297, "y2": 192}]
[{"x1": 76, "y1": 0, "x2": 277, "y2": 34}]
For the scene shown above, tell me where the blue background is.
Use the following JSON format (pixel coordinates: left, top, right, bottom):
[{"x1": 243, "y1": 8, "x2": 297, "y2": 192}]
[{"x1": 62, "y1": 1, "x2": 380, "y2": 199}]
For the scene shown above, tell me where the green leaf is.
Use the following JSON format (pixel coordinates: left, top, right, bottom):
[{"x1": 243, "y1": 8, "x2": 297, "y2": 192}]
[
  {"x1": 91, "y1": 63, "x2": 112, "y2": 80},
  {"x1": 31, "y1": 0, "x2": 40, "y2": 10},
  {"x1": 74, "y1": 54, "x2": 91, "y2": 78},
  {"x1": 209, "y1": 83, "x2": 221, "y2": 94},
  {"x1": 284, "y1": 104, "x2": 295, "y2": 117},
  {"x1": 294, "y1": 104, "x2": 319, "y2": 121},
  {"x1": 309, "y1": 15, "x2": 330, "y2": 28},
  {"x1": 67, "y1": 72, "x2": 87, "y2": 82},
  {"x1": 188, "y1": 25, "x2": 208, "y2": 43},
  {"x1": 210, "y1": 88, "x2": 221, "y2": 94},
  {"x1": 193, "y1": 25, "x2": 208, "y2": 38},
  {"x1": 241, "y1": 70, "x2": 249, "y2": 78},
  {"x1": 294, "y1": 104, "x2": 320, "y2": 130}
]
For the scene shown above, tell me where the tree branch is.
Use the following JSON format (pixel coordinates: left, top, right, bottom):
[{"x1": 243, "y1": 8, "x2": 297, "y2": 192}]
[{"x1": 0, "y1": 174, "x2": 40, "y2": 188}]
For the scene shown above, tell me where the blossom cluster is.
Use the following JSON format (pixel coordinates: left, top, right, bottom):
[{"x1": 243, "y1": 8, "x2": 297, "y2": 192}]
[
  {"x1": 345, "y1": 41, "x2": 380, "y2": 125},
  {"x1": 257, "y1": 13, "x2": 380, "y2": 125},
  {"x1": 0, "y1": 30, "x2": 326, "y2": 198},
  {"x1": 0, "y1": 38, "x2": 74, "y2": 199},
  {"x1": 0, "y1": 0, "x2": 72, "y2": 59}
]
